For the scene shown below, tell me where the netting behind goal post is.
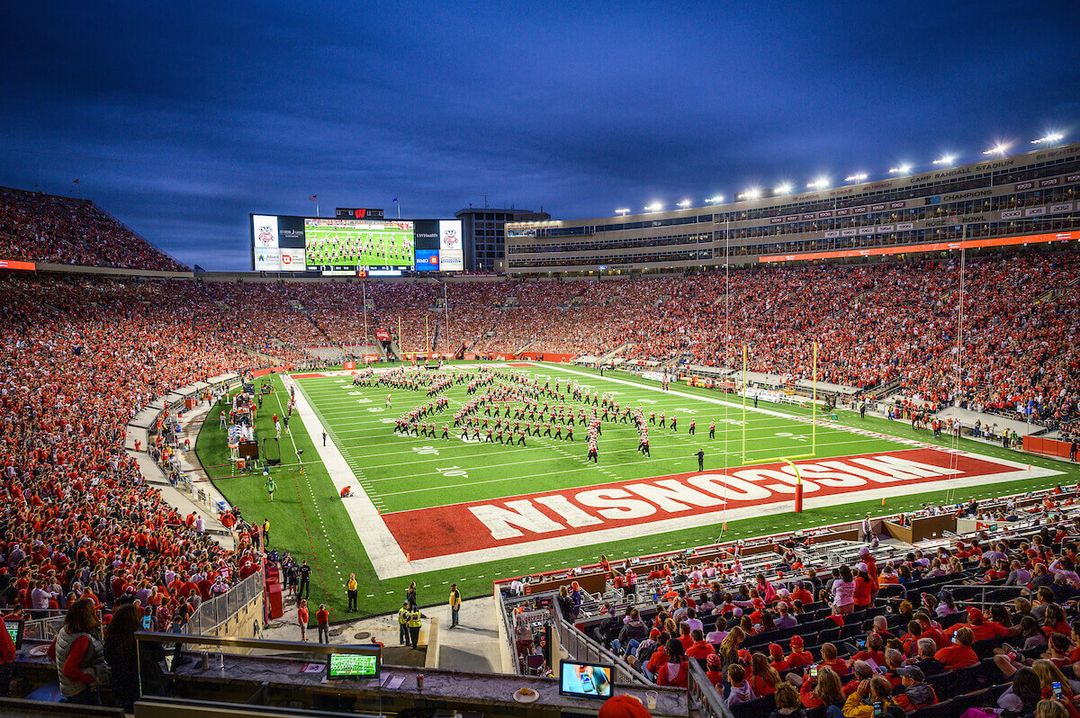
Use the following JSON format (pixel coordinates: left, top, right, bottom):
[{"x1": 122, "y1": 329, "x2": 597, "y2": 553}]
[{"x1": 739, "y1": 340, "x2": 819, "y2": 465}]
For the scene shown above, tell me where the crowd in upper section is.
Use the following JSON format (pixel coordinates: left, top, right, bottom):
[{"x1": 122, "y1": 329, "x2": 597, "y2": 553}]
[{"x1": 0, "y1": 187, "x2": 187, "y2": 271}]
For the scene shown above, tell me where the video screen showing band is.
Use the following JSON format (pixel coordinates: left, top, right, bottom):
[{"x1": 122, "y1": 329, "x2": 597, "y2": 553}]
[{"x1": 251, "y1": 215, "x2": 463, "y2": 273}]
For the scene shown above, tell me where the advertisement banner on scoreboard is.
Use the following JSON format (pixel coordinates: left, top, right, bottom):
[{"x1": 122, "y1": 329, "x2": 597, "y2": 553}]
[
  {"x1": 439, "y1": 220, "x2": 464, "y2": 271},
  {"x1": 250, "y1": 213, "x2": 463, "y2": 273},
  {"x1": 414, "y1": 249, "x2": 441, "y2": 271}
]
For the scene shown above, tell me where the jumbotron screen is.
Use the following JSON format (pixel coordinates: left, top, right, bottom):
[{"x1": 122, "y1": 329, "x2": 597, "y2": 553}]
[{"x1": 251, "y1": 214, "x2": 464, "y2": 273}]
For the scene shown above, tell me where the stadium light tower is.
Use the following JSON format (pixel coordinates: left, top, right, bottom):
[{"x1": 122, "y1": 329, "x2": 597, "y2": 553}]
[
  {"x1": 643, "y1": 202, "x2": 664, "y2": 213},
  {"x1": 983, "y1": 142, "x2": 1012, "y2": 156},
  {"x1": 806, "y1": 176, "x2": 830, "y2": 190},
  {"x1": 888, "y1": 164, "x2": 913, "y2": 175},
  {"x1": 737, "y1": 188, "x2": 762, "y2": 201},
  {"x1": 1032, "y1": 132, "x2": 1065, "y2": 145},
  {"x1": 844, "y1": 173, "x2": 868, "y2": 183},
  {"x1": 773, "y1": 182, "x2": 793, "y2": 195},
  {"x1": 615, "y1": 208, "x2": 631, "y2": 216},
  {"x1": 932, "y1": 154, "x2": 957, "y2": 166},
  {"x1": 704, "y1": 195, "x2": 725, "y2": 204},
  {"x1": 676, "y1": 199, "x2": 692, "y2": 209}
]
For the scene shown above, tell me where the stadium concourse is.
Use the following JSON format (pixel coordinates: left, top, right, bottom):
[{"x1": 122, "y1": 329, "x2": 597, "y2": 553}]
[{"x1": 0, "y1": 186, "x2": 1079, "y2": 717}]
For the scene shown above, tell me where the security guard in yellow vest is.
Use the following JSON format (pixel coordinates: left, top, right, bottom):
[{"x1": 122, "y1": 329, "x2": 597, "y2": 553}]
[
  {"x1": 346, "y1": 573, "x2": 358, "y2": 612},
  {"x1": 407, "y1": 608, "x2": 422, "y2": 649},
  {"x1": 397, "y1": 601, "x2": 410, "y2": 646}
]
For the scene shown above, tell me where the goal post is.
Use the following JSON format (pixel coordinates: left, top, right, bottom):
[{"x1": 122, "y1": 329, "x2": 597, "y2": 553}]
[{"x1": 739, "y1": 340, "x2": 819, "y2": 465}]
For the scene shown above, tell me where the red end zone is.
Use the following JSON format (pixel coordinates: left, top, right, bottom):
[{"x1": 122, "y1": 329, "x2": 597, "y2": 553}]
[{"x1": 381, "y1": 449, "x2": 1035, "y2": 561}]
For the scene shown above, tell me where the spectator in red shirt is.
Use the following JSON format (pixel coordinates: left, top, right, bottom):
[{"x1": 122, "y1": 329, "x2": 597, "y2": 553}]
[
  {"x1": 933, "y1": 626, "x2": 979, "y2": 670},
  {"x1": 316, "y1": 604, "x2": 330, "y2": 643}
]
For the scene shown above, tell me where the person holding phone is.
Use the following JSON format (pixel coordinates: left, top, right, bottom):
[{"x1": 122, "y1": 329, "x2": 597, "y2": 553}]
[{"x1": 842, "y1": 676, "x2": 903, "y2": 717}]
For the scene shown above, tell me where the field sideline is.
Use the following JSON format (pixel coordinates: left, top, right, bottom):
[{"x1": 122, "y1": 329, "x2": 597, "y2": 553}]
[{"x1": 195, "y1": 362, "x2": 1077, "y2": 619}]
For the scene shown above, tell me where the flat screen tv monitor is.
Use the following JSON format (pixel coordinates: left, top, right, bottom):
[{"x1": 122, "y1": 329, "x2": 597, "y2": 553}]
[
  {"x1": 4, "y1": 619, "x2": 23, "y2": 649},
  {"x1": 559, "y1": 659, "x2": 614, "y2": 699},
  {"x1": 326, "y1": 649, "x2": 380, "y2": 680}
]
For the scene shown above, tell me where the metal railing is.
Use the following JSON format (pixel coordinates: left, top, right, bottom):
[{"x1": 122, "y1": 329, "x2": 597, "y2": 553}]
[
  {"x1": 552, "y1": 601, "x2": 649, "y2": 687},
  {"x1": 940, "y1": 583, "x2": 1028, "y2": 608},
  {"x1": 185, "y1": 570, "x2": 264, "y2": 636},
  {"x1": 23, "y1": 609, "x2": 74, "y2": 641},
  {"x1": 688, "y1": 657, "x2": 735, "y2": 718}
]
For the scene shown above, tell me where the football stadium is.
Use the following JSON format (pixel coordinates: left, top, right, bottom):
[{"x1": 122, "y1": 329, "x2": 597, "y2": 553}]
[{"x1": 2, "y1": 5, "x2": 1079, "y2": 718}]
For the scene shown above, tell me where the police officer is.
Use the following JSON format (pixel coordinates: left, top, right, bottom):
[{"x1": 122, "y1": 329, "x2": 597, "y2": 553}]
[
  {"x1": 407, "y1": 607, "x2": 423, "y2": 649},
  {"x1": 397, "y1": 601, "x2": 410, "y2": 645}
]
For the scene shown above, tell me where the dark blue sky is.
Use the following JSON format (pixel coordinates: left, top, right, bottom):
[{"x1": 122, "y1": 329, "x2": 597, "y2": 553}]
[{"x1": 2, "y1": 2, "x2": 1078, "y2": 269}]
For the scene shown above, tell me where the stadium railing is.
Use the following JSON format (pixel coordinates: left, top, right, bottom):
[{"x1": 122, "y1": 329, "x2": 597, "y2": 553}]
[
  {"x1": 23, "y1": 609, "x2": 75, "y2": 641},
  {"x1": 185, "y1": 570, "x2": 264, "y2": 636},
  {"x1": 687, "y1": 658, "x2": 735, "y2": 718},
  {"x1": 551, "y1": 598, "x2": 647, "y2": 687},
  {"x1": 939, "y1": 583, "x2": 1029, "y2": 609}
]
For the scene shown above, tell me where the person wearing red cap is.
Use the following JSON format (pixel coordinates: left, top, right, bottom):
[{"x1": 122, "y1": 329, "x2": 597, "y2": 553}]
[
  {"x1": 767, "y1": 643, "x2": 790, "y2": 672},
  {"x1": 786, "y1": 635, "x2": 814, "y2": 669},
  {"x1": 704, "y1": 653, "x2": 724, "y2": 687},
  {"x1": 597, "y1": 693, "x2": 651, "y2": 718},
  {"x1": 945, "y1": 607, "x2": 1014, "y2": 643}
]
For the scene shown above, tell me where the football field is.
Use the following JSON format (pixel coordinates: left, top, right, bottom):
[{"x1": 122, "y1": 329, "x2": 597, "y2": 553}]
[
  {"x1": 196, "y1": 362, "x2": 1074, "y2": 618},
  {"x1": 304, "y1": 220, "x2": 414, "y2": 268}
]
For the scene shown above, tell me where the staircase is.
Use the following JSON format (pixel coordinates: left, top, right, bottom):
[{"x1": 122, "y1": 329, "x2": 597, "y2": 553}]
[
  {"x1": 597, "y1": 342, "x2": 632, "y2": 364},
  {"x1": 1036, "y1": 275, "x2": 1080, "y2": 304}
]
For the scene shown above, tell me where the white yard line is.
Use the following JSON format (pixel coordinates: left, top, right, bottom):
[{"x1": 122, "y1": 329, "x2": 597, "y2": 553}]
[
  {"x1": 287, "y1": 364, "x2": 1064, "y2": 579},
  {"x1": 392, "y1": 461, "x2": 1064, "y2": 575},
  {"x1": 284, "y1": 375, "x2": 411, "y2": 579}
]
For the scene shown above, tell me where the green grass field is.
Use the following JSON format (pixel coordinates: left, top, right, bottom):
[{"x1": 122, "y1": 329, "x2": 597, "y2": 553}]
[
  {"x1": 195, "y1": 363, "x2": 1079, "y2": 620},
  {"x1": 303, "y1": 219, "x2": 413, "y2": 269}
]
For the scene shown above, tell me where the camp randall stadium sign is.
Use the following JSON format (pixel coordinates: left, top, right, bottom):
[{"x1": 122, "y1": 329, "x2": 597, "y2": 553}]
[{"x1": 381, "y1": 448, "x2": 1061, "y2": 568}]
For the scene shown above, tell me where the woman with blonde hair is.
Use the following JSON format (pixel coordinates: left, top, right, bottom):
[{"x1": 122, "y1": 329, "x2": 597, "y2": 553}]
[
  {"x1": 799, "y1": 665, "x2": 843, "y2": 711},
  {"x1": 1036, "y1": 699, "x2": 1071, "y2": 718},
  {"x1": 718, "y1": 626, "x2": 745, "y2": 667},
  {"x1": 1032, "y1": 660, "x2": 1080, "y2": 708},
  {"x1": 749, "y1": 651, "x2": 782, "y2": 697}
]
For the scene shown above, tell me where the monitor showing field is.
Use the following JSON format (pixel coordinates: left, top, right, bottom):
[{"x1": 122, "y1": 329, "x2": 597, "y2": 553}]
[{"x1": 304, "y1": 218, "x2": 414, "y2": 271}]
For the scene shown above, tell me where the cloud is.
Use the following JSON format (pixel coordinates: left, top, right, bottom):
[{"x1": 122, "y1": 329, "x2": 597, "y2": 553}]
[{"x1": 0, "y1": 1, "x2": 1077, "y2": 269}]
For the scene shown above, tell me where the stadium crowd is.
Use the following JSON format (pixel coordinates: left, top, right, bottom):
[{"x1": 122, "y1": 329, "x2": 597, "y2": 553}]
[
  {"x1": 249, "y1": 249, "x2": 1076, "y2": 432},
  {"x1": 0, "y1": 187, "x2": 187, "y2": 272},
  {"x1": 557, "y1": 486, "x2": 1080, "y2": 717},
  {"x1": 0, "y1": 276, "x2": 268, "y2": 633}
]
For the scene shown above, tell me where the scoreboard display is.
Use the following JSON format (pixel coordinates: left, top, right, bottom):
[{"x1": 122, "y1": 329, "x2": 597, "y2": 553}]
[{"x1": 251, "y1": 214, "x2": 463, "y2": 273}]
